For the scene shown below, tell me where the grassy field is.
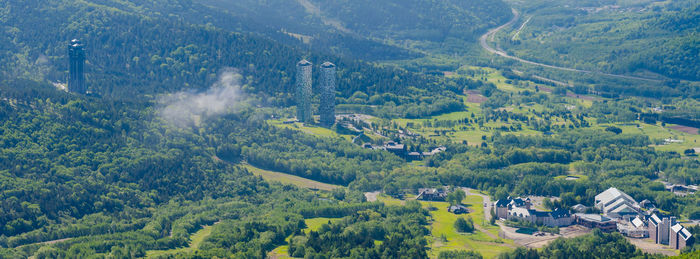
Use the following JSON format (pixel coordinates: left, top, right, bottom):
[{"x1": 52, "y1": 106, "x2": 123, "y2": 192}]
[
  {"x1": 378, "y1": 194, "x2": 512, "y2": 258},
  {"x1": 420, "y1": 195, "x2": 513, "y2": 259},
  {"x1": 242, "y1": 164, "x2": 342, "y2": 191},
  {"x1": 269, "y1": 120, "x2": 354, "y2": 141},
  {"x1": 268, "y1": 217, "x2": 343, "y2": 258},
  {"x1": 145, "y1": 223, "x2": 215, "y2": 258},
  {"x1": 592, "y1": 122, "x2": 700, "y2": 154}
]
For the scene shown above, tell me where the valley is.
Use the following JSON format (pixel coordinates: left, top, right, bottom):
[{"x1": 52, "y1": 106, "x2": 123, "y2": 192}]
[{"x1": 0, "y1": 0, "x2": 699, "y2": 258}]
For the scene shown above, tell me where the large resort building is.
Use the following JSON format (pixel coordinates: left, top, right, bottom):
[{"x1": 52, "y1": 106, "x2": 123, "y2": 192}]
[
  {"x1": 319, "y1": 62, "x2": 336, "y2": 127},
  {"x1": 296, "y1": 59, "x2": 313, "y2": 123},
  {"x1": 68, "y1": 39, "x2": 86, "y2": 94},
  {"x1": 595, "y1": 187, "x2": 640, "y2": 218},
  {"x1": 495, "y1": 196, "x2": 573, "y2": 228},
  {"x1": 295, "y1": 59, "x2": 337, "y2": 126},
  {"x1": 493, "y1": 187, "x2": 693, "y2": 250}
]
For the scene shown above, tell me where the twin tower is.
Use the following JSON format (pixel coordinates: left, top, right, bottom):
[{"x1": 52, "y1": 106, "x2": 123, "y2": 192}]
[{"x1": 296, "y1": 59, "x2": 336, "y2": 127}]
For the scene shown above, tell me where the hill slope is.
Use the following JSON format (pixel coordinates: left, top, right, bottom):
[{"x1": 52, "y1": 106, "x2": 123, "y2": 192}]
[{"x1": 501, "y1": 0, "x2": 699, "y2": 81}]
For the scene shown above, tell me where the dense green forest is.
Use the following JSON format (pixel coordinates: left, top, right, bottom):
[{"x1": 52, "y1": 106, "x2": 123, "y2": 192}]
[
  {"x1": 500, "y1": 0, "x2": 700, "y2": 81},
  {"x1": 0, "y1": 0, "x2": 462, "y2": 116},
  {"x1": 1, "y1": 0, "x2": 700, "y2": 258}
]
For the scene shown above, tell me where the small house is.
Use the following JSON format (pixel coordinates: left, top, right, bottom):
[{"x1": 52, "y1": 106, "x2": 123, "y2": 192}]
[{"x1": 448, "y1": 205, "x2": 469, "y2": 214}]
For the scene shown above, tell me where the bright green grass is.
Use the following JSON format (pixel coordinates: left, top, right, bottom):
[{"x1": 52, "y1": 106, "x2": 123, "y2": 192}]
[
  {"x1": 377, "y1": 194, "x2": 406, "y2": 206},
  {"x1": 420, "y1": 195, "x2": 513, "y2": 259},
  {"x1": 242, "y1": 164, "x2": 342, "y2": 191},
  {"x1": 145, "y1": 224, "x2": 215, "y2": 258},
  {"x1": 378, "y1": 194, "x2": 512, "y2": 258},
  {"x1": 268, "y1": 217, "x2": 343, "y2": 258},
  {"x1": 269, "y1": 120, "x2": 354, "y2": 141},
  {"x1": 594, "y1": 123, "x2": 699, "y2": 154}
]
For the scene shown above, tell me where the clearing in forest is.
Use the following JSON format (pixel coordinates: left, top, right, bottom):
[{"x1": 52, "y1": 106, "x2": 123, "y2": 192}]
[{"x1": 242, "y1": 163, "x2": 342, "y2": 191}]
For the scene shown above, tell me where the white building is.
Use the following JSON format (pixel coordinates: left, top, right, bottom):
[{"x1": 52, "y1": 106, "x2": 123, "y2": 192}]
[{"x1": 595, "y1": 187, "x2": 640, "y2": 218}]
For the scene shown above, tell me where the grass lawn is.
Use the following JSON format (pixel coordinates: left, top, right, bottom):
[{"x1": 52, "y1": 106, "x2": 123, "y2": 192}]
[
  {"x1": 268, "y1": 217, "x2": 343, "y2": 258},
  {"x1": 242, "y1": 163, "x2": 342, "y2": 191},
  {"x1": 379, "y1": 194, "x2": 512, "y2": 258},
  {"x1": 269, "y1": 120, "x2": 354, "y2": 141},
  {"x1": 145, "y1": 224, "x2": 215, "y2": 258},
  {"x1": 594, "y1": 122, "x2": 700, "y2": 155},
  {"x1": 420, "y1": 195, "x2": 513, "y2": 258}
]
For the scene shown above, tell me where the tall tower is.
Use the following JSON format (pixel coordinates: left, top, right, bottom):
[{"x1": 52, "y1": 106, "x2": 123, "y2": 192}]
[
  {"x1": 68, "y1": 39, "x2": 86, "y2": 94},
  {"x1": 296, "y1": 59, "x2": 313, "y2": 123},
  {"x1": 319, "y1": 62, "x2": 336, "y2": 127}
]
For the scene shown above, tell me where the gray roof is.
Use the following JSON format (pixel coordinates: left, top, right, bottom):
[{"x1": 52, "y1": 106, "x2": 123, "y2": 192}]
[
  {"x1": 632, "y1": 217, "x2": 645, "y2": 228},
  {"x1": 671, "y1": 223, "x2": 692, "y2": 240},
  {"x1": 680, "y1": 227, "x2": 693, "y2": 240},
  {"x1": 321, "y1": 62, "x2": 335, "y2": 68},
  {"x1": 649, "y1": 214, "x2": 662, "y2": 226},
  {"x1": 572, "y1": 204, "x2": 587, "y2": 211},
  {"x1": 298, "y1": 59, "x2": 312, "y2": 66},
  {"x1": 609, "y1": 203, "x2": 638, "y2": 214},
  {"x1": 576, "y1": 213, "x2": 612, "y2": 223},
  {"x1": 596, "y1": 187, "x2": 637, "y2": 207}
]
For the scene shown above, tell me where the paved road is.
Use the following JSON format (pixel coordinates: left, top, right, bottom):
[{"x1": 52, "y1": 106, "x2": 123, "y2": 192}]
[
  {"x1": 462, "y1": 187, "x2": 491, "y2": 222},
  {"x1": 480, "y1": 9, "x2": 662, "y2": 83}
]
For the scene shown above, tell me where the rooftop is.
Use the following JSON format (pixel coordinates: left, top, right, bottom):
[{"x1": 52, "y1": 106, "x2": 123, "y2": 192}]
[
  {"x1": 596, "y1": 187, "x2": 636, "y2": 207},
  {"x1": 576, "y1": 213, "x2": 613, "y2": 223},
  {"x1": 298, "y1": 59, "x2": 312, "y2": 66},
  {"x1": 649, "y1": 214, "x2": 662, "y2": 225},
  {"x1": 680, "y1": 227, "x2": 693, "y2": 240},
  {"x1": 632, "y1": 217, "x2": 645, "y2": 228},
  {"x1": 321, "y1": 62, "x2": 335, "y2": 68}
]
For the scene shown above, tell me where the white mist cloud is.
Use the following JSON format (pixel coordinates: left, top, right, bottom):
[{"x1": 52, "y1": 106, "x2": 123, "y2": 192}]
[{"x1": 160, "y1": 68, "x2": 246, "y2": 127}]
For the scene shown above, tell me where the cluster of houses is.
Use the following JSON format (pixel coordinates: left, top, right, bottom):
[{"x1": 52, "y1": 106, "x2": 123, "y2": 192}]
[
  {"x1": 492, "y1": 187, "x2": 694, "y2": 250},
  {"x1": 416, "y1": 187, "x2": 469, "y2": 214}
]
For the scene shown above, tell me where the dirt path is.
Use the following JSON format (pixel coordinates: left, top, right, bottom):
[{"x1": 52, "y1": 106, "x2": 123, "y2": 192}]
[
  {"x1": 480, "y1": 9, "x2": 661, "y2": 83},
  {"x1": 511, "y1": 16, "x2": 531, "y2": 41},
  {"x1": 626, "y1": 237, "x2": 678, "y2": 256}
]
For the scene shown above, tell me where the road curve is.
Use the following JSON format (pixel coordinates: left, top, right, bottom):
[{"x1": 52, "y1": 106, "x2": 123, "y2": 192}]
[{"x1": 480, "y1": 9, "x2": 662, "y2": 83}]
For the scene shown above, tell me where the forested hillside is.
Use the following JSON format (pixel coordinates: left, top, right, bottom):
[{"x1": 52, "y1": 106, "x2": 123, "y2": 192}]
[
  {"x1": 311, "y1": 0, "x2": 512, "y2": 41},
  {"x1": 0, "y1": 78, "x2": 425, "y2": 257},
  {"x1": 2, "y1": 0, "x2": 700, "y2": 258},
  {"x1": 0, "y1": 0, "x2": 478, "y2": 118},
  {"x1": 501, "y1": 0, "x2": 700, "y2": 81}
]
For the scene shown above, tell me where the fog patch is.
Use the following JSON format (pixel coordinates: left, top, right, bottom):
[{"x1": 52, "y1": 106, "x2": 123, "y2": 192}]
[{"x1": 159, "y1": 68, "x2": 246, "y2": 127}]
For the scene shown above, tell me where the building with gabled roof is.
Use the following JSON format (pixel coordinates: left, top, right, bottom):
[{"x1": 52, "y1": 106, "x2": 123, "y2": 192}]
[
  {"x1": 507, "y1": 207, "x2": 573, "y2": 227},
  {"x1": 417, "y1": 188, "x2": 446, "y2": 201},
  {"x1": 619, "y1": 216, "x2": 648, "y2": 238},
  {"x1": 670, "y1": 223, "x2": 693, "y2": 250},
  {"x1": 595, "y1": 187, "x2": 640, "y2": 218},
  {"x1": 648, "y1": 214, "x2": 662, "y2": 243}
]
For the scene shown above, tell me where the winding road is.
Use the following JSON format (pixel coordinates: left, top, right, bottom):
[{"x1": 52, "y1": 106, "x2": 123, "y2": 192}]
[{"x1": 480, "y1": 9, "x2": 662, "y2": 83}]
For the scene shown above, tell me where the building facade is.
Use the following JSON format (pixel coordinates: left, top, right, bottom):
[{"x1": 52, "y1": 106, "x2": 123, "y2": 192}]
[
  {"x1": 68, "y1": 39, "x2": 86, "y2": 94},
  {"x1": 649, "y1": 214, "x2": 692, "y2": 250},
  {"x1": 296, "y1": 59, "x2": 313, "y2": 123},
  {"x1": 575, "y1": 213, "x2": 617, "y2": 232},
  {"x1": 319, "y1": 62, "x2": 336, "y2": 127}
]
